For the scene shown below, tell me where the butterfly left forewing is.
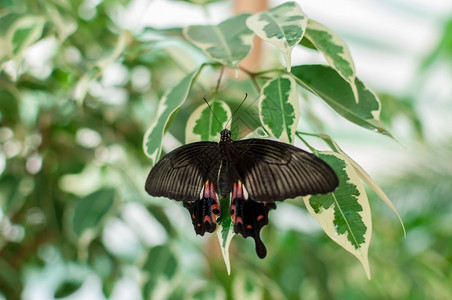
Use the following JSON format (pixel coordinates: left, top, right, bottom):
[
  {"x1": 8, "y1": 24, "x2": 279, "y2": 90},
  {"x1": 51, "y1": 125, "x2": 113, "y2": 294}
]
[
  {"x1": 145, "y1": 142, "x2": 221, "y2": 201},
  {"x1": 145, "y1": 142, "x2": 222, "y2": 235}
]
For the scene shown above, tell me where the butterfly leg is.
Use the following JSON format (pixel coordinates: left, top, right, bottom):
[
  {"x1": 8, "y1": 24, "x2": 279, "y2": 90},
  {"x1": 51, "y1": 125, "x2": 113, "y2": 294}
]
[
  {"x1": 230, "y1": 181, "x2": 276, "y2": 258},
  {"x1": 183, "y1": 181, "x2": 220, "y2": 236}
]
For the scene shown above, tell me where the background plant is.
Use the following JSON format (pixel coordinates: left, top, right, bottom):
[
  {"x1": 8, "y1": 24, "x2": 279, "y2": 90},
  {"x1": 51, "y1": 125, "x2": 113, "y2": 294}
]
[{"x1": 1, "y1": 0, "x2": 451, "y2": 299}]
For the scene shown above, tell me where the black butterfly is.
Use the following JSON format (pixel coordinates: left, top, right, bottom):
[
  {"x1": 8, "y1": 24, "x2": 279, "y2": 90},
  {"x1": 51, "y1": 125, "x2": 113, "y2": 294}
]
[{"x1": 145, "y1": 128, "x2": 339, "y2": 258}]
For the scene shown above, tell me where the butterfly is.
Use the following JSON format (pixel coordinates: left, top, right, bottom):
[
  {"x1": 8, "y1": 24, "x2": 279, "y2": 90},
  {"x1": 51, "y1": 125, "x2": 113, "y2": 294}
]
[{"x1": 145, "y1": 127, "x2": 339, "y2": 258}]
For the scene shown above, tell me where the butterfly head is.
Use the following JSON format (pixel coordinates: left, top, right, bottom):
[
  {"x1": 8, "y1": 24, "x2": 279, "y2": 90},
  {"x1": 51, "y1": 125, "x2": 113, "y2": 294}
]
[{"x1": 220, "y1": 129, "x2": 232, "y2": 143}]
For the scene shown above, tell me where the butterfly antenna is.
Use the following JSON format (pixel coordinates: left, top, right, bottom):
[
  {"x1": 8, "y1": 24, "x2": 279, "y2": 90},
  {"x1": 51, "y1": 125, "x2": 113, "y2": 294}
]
[
  {"x1": 203, "y1": 97, "x2": 223, "y2": 128},
  {"x1": 225, "y1": 93, "x2": 248, "y2": 129}
]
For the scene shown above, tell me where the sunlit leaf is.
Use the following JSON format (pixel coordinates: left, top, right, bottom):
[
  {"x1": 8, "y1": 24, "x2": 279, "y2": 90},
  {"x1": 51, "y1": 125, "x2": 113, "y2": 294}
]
[
  {"x1": 246, "y1": 1, "x2": 307, "y2": 71},
  {"x1": 291, "y1": 65, "x2": 392, "y2": 137},
  {"x1": 304, "y1": 152, "x2": 372, "y2": 279},
  {"x1": 183, "y1": 14, "x2": 253, "y2": 70},
  {"x1": 303, "y1": 19, "x2": 359, "y2": 102},
  {"x1": 143, "y1": 69, "x2": 199, "y2": 165},
  {"x1": 185, "y1": 100, "x2": 231, "y2": 143},
  {"x1": 259, "y1": 74, "x2": 299, "y2": 144}
]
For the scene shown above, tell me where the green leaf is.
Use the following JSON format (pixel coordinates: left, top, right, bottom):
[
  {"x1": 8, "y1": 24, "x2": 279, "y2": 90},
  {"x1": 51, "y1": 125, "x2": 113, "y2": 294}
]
[
  {"x1": 185, "y1": 100, "x2": 231, "y2": 143},
  {"x1": 71, "y1": 188, "x2": 116, "y2": 239},
  {"x1": 303, "y1": 19, "x2": 359, "y2": 102},
  {"x1": 317, "y1": 133, "x2": 406, "y2": 236},
  {"x1": 259, "y1": 74, "x2": 299, "y2": 143},
  {"x1": 189, "y1": 284, "x2": 226, "y2": 300},
  {"x1": 246, "y1": 1, "x2": 307, "y2": 71},
  {"x1": 215, "y1": 197, "x2": 235, "y2": 275},
  {"x1": 142, "y1": 245, "x2": 178, "y2": 299},
  {"x1": 143, "y1": 69, "x2": 199, "y2": 165},
  {"x1": 0, "y1": 14, "x2": 46, "y2": 63},
  {"x1": 291, "y1": 65, "x2": 392, "y2": 137},
  {"x1": 232, "y1": 272, "x2": 264, "y2": 299},
  {"x1": 183, "y1": 14, "x2": 253, "y2": 70},
  {"x1": 54, "y1": 280, "x2": 83, "y2": 298},
  {"x1": 142, "y1": 245, "x2": 178, "y2": 279},
  {"x1": 304, "y1": 152, "x2": 371, "y2": 279}
]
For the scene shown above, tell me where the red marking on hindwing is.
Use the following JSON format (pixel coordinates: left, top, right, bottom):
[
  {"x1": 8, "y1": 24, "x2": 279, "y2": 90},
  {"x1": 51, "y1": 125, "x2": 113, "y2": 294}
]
[
  {"x1": 257, "y1": 215, "x2": 264, "y2": 222},
  {"x1": 232, "y1": 182, "x2": 237, "y2": 200},
  {"x1": 203, "y1": 181, "x2": 210, "y2": 198},
  {"x1": 246, "y1": 225, "x2": 253, "y2": 229},
  {"x1": 235, "y1": 216, "x2": 243, "y2": 225},
  {"x1": 237, "y1": 181, "x2": 243, "y2": 199},
  {"x1": 204, "y1": 215, "x2": 212, "y2": 224},
  {"x1": 209, "y1": 182, "x2": 217, "y2": 201}
]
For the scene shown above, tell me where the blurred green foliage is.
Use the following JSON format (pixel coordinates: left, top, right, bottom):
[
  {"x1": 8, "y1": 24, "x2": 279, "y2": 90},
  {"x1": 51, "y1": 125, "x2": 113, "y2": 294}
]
[{"x1": 0, "y1": 0, "x2": 451, "y2": 299}]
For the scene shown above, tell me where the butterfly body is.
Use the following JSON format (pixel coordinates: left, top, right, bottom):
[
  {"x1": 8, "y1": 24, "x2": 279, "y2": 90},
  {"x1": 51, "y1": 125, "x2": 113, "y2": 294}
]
[{"x1": 145, "y1": 129, "x2": 338, "y2": 258}]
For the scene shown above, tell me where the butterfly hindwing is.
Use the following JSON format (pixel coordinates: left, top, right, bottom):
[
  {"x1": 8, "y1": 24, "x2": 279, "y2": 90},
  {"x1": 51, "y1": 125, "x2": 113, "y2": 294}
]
[
  {"x1": 145, "y1": 142, "x2": 221, "y2": 202},
  {"x1": 230, "y1": 139, "x2": 339, "y2": 202},
  {"x1": 230, "y1": 181, "x2": 276, "y2": 258},
  {"x1": 183, "y1": 181, "x2": 220, "y2": 235}
]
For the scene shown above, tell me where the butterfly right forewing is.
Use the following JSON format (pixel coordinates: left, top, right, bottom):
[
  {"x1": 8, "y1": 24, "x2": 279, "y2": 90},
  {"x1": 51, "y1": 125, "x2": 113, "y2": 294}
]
[{"x1": 231, "y1": 139, "x2": 339, "y2": 202}]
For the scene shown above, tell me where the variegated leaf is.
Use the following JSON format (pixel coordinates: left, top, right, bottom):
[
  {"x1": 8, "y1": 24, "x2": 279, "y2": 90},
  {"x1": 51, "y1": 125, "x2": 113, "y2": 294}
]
[
  {"x1": 185, "y1": 100, "x2": 231, "y2": 143},
  {"x1": 242, "y1": 127, "x2": 268, "y2": 139},
  {"x1": 259, "y1": 74, "x2": 299, "y2": 144},
  {"x1": 291, "y1": 64, "x2": 392, "y2": 137},
  {"x1": 216, "y1": 207, "x2": 235, "y2": 275},
  {"x1": 317, "y1": 133, "x2": 405, "y2": 235},
  {"x1": 183, "y1": 14, "x2": 253, "y2": 70},
  {"x1": 246, "y1": 1, "x2": 307, "y2": 71},
  {"x1": 47, "y1": 4, "x2": 77, "y2": 42},
  {"x1": 143, "y1": 70, "x2": 199, "y2": 165},
  {"x1": 304, "y1": 151, "x2": 372, "y2": 279},
  {"x1": 303, "y1": 19, "x2": 359, "y2": 103},
  {"x1": 0, "y1": 14, "x2": 46, "y2": 64},
  {"x1": 185, "y1": 101, "x2": 234, "y2": 273}
]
